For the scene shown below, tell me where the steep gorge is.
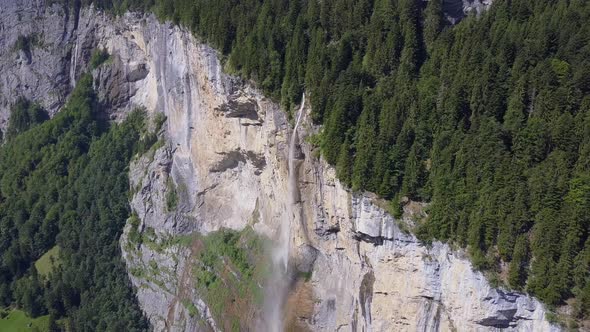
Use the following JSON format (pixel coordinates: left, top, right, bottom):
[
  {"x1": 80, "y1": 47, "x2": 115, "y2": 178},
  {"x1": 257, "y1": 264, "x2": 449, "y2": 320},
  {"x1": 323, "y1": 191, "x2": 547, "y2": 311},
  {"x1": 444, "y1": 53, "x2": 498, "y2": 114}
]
[{"x1": 0, "y1": 1, "x2": 559, "y2": 331}]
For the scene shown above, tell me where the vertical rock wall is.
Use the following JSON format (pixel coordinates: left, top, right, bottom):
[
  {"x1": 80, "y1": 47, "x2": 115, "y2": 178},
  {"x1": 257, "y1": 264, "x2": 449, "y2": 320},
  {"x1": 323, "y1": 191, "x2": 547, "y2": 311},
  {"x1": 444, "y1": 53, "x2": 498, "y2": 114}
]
[{"x1": 0, "y1": 1, "x2": 558, "y2": 331}]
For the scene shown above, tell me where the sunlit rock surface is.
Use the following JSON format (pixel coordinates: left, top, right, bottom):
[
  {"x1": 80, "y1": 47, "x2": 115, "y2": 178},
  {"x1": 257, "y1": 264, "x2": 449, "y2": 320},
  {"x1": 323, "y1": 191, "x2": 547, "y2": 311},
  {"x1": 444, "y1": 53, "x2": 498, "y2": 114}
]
[{"x1": 1, "y1": 1, "x2": 557, "y2": 331}]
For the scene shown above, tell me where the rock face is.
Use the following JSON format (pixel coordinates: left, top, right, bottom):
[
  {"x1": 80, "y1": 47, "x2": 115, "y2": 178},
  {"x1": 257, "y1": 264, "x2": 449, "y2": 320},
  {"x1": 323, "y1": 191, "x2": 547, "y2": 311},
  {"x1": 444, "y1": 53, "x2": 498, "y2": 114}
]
[
  {"x1": 0, "y1": 0, "x2": 75, "y2": 131},
  {"x1": 0, "y1": 1, "x2": 558, "y2": 331},
  {"x1": 0, "y1": 0, "x2": 491, "y2": 133},
  {"x1": 0, "y1": 0, "x2": 143, "y2": 133},
  {"x1": 442, "y1": 0, "x2": 494, "y2": 24}
]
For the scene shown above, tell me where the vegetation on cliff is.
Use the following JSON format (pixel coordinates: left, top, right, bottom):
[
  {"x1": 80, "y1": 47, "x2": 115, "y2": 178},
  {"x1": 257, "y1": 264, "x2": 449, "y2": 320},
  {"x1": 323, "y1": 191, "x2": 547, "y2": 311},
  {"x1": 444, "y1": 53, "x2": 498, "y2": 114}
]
[
  {"x1": 8, "y1": 0, "x2": 590, "y2": 324},
  {"x1": 81, "y1": 0, "x2": 590, "y2": 316},
  {"x1": 5, "y1": 98, "x2": 48, "y2": 140},
  {"x1": 0, "y1": 74, "x2": 149, "y2": 330},
  {"x1": 192, "y1": 227, "x2": 266, "y2": 331}
]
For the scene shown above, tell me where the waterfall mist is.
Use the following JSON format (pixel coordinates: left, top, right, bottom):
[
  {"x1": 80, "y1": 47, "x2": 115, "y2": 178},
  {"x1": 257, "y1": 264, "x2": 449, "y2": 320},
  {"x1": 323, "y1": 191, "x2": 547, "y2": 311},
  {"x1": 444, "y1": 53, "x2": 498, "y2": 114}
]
[{"x1": 262, "y1": 94, "x2": 305, "y2": 332}]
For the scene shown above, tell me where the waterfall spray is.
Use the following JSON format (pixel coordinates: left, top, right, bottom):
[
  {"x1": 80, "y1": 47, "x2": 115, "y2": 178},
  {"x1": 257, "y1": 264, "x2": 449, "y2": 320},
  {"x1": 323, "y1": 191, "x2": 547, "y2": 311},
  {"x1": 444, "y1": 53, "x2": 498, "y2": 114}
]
[
  {"x1": 283, "y1": 93, "x2": 305, "y2": 270},
  {"x1": 264, "y1": 93, "x2": 305, "y2": 332},
  {"x1": 70, "y1": 38, "x2": 79, "y2": 87}
]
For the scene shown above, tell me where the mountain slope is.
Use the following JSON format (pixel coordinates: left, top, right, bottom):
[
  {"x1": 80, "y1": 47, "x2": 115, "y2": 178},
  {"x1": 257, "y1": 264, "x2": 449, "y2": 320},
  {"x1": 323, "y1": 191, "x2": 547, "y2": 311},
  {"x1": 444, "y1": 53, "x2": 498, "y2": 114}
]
[
  {"x1": 0, "y1": 0, "x2": 588, "y2": 330},
  {"x1": 94, "y1": 0, "x2": 590, "y2": 320}
]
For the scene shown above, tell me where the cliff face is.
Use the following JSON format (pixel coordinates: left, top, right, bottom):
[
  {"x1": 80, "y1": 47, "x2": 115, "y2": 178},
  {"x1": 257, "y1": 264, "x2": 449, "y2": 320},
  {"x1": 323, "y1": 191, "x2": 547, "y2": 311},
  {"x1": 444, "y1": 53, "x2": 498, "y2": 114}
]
[
  {"x1": 443, "y1": 0, "x2": 494, "y2": 24},
  {"x1": 0, "y1": 0, "x2": 75, "y2": 130},
  {"x1": 1, "y1": 1, "x2": 557, "y2": 331}
]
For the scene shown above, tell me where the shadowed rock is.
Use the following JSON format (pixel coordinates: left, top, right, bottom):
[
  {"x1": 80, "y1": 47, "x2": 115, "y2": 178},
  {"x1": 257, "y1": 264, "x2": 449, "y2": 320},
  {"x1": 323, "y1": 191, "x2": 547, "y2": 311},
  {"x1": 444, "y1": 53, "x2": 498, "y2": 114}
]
[{"x1": 216, "y1": 93, "x2": 260, "y2": 121}]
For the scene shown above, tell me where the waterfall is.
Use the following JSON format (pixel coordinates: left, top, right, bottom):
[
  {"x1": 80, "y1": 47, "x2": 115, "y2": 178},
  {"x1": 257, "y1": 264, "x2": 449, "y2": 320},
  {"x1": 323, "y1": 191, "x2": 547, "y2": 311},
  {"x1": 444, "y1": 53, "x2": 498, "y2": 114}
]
[
  {"x1": 70, "y1": 37, "x2": 79, "y2": 88},
  {"x1": 284, "y1": 92, "x2": 305, "y2": 270},
  {"x1": 264, "y1": 93, "x2": 305, "y2": 332}
]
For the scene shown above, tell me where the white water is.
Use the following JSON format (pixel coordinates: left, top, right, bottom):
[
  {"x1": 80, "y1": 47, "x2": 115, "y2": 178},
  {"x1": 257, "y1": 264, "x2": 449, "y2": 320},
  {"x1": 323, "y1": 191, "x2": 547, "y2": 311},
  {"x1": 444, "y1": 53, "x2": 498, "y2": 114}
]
[
  {"x1": 70, "y1": 37, "x2": 79, "y2": 88},
  {"x1": 283, "y1": 92, "x2": 305, "y2": 271},
  {"x1": 264, "y1": 93, "x2": 305, "y2": 332}
]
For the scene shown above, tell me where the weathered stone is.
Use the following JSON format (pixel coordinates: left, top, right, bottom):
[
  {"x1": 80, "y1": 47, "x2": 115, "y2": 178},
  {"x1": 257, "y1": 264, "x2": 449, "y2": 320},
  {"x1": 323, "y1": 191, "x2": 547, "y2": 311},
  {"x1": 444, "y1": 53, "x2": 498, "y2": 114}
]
[{"x1": 443, "y1": 0, "x2": 494, "y2": 24}]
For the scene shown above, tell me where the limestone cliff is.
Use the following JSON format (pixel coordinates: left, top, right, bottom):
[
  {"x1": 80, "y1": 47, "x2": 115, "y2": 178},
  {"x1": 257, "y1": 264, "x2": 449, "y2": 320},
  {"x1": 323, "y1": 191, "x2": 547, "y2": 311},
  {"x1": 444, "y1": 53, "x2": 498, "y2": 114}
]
[
  {"x1": 442, "y1": 0, "x2": 494, "y2": 24},
  {"x1": 0, "y1": 1, "x2": 558, "y2": 331}
]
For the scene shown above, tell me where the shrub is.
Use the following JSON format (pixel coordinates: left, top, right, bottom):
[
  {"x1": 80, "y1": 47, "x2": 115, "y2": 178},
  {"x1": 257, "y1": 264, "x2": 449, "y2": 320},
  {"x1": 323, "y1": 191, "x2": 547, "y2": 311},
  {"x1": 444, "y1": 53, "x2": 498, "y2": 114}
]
[{"x1": 89, "y1": 48, "x2": 110, "y2": 69}]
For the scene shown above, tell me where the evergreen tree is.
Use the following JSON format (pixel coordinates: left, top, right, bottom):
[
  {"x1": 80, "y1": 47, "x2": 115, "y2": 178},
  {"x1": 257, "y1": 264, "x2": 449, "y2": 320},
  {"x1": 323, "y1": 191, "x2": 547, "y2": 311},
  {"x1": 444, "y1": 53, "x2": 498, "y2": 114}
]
[
  {"x1": 423, "y1": 0, "x2": 443, "y2": 50},
  {"x1": 352, "y1": 99, "x2": 378, "y2": 191},
  {"x1": 508, "y1": 235, "x2": 529, "y2": 290},
  {"x1": 8, "y1": 0, "x2": 590, "y2": 319}
]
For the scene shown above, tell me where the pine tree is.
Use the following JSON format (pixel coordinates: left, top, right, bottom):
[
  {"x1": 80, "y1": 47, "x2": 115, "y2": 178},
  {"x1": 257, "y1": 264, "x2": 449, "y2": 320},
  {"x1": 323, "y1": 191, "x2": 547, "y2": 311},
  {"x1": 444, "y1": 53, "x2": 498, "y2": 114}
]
[
  {"x1": 503, "y1": 77, "x2": 527, "y2": 136},
  {"x1": 401, "y1": 141, "x2": 425, "y2": 199},
  {"x1": 352, "y1": 101, "x2": 378, "y2": 191},
  {"x1": 336, "y1": 136, "x2": 353, "y2": 186},
  {"x1": 508, "y1": 235, "x2": 529, "y2": 290},
  {"x1": 423, "y1": 0, "x2": 443, "y2": 50}
]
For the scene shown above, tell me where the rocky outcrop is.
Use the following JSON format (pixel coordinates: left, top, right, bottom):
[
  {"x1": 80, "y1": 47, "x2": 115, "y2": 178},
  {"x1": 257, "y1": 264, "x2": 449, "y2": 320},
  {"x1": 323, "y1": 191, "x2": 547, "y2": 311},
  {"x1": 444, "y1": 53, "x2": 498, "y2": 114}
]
[
  {"x1": 0, "y1": 0, "x2": 492, "y2": 134},
  {"x1": 0, "y1": 0, "x2": 146, "y2": 133},
  {"x1": 442, "y1": 0, "x2": 494, "y2": 24},
  {"x1": 0, "y1": 0, "x2": 75, "y2": 132},
  {"x1": 0, "y1": 1, "x2": 557, "y2": 331}
]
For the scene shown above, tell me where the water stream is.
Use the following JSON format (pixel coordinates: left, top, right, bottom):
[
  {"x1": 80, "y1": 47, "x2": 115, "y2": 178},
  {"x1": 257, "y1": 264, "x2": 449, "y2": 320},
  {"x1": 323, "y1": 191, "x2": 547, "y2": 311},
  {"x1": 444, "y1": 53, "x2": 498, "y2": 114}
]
[
  {"x1": 70, "y1": 37, "x2": 79, "y2": 88},
  {"x1": 283, "y1": 92, "x2": 305, "y2": 271},
  {"x1": 264, "y1": 93, "x2": 305, "y2": 332}
]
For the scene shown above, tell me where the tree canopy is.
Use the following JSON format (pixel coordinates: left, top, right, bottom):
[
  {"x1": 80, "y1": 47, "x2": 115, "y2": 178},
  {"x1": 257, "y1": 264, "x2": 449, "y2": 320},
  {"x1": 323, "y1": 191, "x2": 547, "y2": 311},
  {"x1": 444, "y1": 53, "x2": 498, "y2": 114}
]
[
  {"x1": 14, "y1": 0, "x2": 590, "y2": 322},
  {"x1": 0, "y1": 74, "x2": 149, "y2": 330}
]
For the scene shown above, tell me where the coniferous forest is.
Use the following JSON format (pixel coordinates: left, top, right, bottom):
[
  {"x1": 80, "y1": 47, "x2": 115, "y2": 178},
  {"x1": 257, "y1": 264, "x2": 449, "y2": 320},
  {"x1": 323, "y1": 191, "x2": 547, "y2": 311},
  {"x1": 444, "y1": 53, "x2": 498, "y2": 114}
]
[
  {"x1": 104, "y1": 0, "x2": 590, "y2": 315},
  {"x1": 0, "y1": 75, "x2": 149, "y2": 330},
  {"x1": 4, "y1": 0, "x2": 590, "y2": 326}
]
